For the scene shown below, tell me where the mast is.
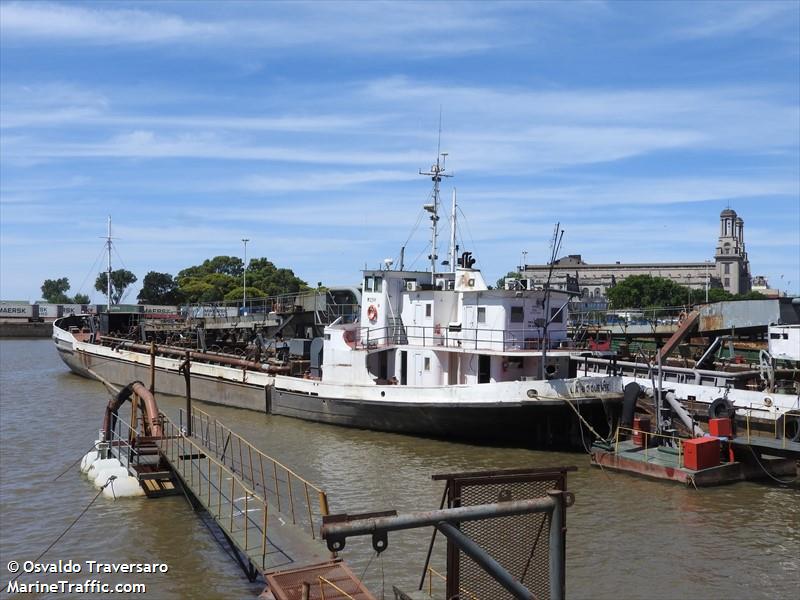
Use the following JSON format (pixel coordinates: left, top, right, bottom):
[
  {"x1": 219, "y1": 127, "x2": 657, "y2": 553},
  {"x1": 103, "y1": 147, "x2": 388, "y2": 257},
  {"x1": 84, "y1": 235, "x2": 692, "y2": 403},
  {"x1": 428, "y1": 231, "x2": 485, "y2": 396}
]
[
  {"x1": 106, "y1": 216, "x2": 112, "y2": 307},
  {"x1": 540, "y1": 223, "x2": 564, "y2": 380},
  {"x1": 420, "y1": 117, "x2": 452, "y2": 284},
  {"x1": 449, "y1": 188, "x2": 457, "y2": 272}
]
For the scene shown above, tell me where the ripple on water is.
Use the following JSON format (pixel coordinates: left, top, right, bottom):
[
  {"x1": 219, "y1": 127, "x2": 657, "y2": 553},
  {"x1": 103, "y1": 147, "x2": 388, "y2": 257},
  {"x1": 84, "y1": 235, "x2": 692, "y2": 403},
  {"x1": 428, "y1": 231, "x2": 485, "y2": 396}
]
[{"x1": 2, "y1": 340, "x2": 798, "y2": 599}]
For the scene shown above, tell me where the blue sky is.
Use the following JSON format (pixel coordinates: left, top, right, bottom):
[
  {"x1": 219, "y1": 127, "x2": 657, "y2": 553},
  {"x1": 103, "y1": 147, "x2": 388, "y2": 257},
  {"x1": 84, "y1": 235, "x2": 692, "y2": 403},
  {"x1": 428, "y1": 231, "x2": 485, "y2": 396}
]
[{"x1": 1, "y1": 0, "x2": 798, "y2": 302}]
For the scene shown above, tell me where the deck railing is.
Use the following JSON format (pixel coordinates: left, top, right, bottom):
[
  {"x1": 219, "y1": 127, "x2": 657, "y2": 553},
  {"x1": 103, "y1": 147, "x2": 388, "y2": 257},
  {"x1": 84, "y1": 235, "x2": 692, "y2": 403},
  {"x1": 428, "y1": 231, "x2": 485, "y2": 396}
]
[
  {"x1": 614, "y1": 426, "x2": 685, "y2": 468},
  {"x1": 157, "y1": 415, "x2": 277, "y2": 571},
  {"x1": 356, "y1": 324, "x2": 574, "y2": 353},
  {"x1": 179, "y1": 406, "x2": 330, "y2": 538},
  {"x1": 742, "y1": 407, "x2": 800, "y2": 447}
]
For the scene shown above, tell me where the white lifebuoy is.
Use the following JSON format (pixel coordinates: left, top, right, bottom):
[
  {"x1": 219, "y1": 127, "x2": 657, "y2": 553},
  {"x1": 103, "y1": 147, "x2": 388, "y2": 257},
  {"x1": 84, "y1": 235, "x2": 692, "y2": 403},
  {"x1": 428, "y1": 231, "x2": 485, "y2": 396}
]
[{"x1": 367, "y1": 305, "x2": 378, "y2": 321}]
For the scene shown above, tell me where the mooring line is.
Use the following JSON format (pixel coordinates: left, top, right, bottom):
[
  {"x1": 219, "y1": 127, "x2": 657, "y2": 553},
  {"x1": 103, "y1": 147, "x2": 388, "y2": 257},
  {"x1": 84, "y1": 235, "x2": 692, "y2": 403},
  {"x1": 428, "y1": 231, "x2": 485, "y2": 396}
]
[
  {"x1": 53, "y1": 441, "x2": 102, "y2": 482},
  {"x1": 8, "y1": 476, "x2": 117, "y2": 586}
]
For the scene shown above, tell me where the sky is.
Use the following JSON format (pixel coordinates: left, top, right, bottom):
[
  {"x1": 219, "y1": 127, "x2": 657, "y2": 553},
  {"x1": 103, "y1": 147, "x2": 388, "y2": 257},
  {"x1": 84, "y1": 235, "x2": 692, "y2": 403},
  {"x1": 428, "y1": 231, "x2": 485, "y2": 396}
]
[{"x1": 1, "y1": 0, "x2": 798, "y2": 303}]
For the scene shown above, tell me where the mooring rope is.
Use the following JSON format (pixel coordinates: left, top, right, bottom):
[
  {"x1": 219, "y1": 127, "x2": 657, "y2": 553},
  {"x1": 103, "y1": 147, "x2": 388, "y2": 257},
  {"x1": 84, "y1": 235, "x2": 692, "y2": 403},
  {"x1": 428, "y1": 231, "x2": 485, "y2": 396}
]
[
  {"x1": 748, "y1": 446, "x2": 799, "y2": 485},
  {"x1": 8, "y1": 476, "x2": 117, "y2": 586},
  {"x1": 53, "y1": 441, "x2": 102, "y2": 482}
]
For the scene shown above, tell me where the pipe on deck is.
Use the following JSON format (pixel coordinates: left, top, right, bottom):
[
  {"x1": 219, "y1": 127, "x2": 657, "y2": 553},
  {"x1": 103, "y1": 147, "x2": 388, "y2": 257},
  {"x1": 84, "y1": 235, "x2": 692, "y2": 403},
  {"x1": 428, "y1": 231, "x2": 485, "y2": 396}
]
[
  {"x1": 102, "y1": 380, "x2": 163, "y2": 440},
  {"x1": 109, "y1": 340, "x2": 290, "y2": 373}
]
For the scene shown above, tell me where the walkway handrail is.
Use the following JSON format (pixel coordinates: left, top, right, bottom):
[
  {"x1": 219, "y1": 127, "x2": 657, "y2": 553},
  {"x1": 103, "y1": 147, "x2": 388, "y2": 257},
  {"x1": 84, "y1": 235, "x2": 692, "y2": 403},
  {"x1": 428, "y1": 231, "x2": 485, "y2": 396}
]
[
  {"x1": 741, "y1": 407, "x2": 800, "y2": 448},
  {"x1": 181, "y1": 406, "x2": 330, "y2": 538},
  {"x1": 614, "y1": 426, "x2": 684, "y2": 467},
  {"x1": 156, "y1": 415, "x2": 277, "y2": 572}
]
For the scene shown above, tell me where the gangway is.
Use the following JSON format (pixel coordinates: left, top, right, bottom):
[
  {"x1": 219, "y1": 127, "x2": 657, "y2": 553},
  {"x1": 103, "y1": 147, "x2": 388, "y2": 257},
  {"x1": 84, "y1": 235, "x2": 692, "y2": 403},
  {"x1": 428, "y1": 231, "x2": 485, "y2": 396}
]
[{"x1": 100, "y1": 379, "x2": 375, "y2": 598}]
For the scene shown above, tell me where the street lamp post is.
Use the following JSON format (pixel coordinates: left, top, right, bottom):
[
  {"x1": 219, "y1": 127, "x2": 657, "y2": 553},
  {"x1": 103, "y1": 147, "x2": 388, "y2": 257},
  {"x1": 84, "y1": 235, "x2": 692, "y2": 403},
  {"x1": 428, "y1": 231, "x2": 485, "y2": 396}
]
[{"x1": 242, "y1": 238, "x2": 250, "y2": 315}]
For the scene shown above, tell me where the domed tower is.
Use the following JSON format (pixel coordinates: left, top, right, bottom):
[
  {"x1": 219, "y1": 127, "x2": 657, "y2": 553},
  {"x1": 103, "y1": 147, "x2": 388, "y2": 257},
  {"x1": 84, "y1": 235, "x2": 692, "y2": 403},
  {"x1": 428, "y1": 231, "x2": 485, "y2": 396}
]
[{"x1": 714, "y1": 208, "x2": 751, "y2": 294}]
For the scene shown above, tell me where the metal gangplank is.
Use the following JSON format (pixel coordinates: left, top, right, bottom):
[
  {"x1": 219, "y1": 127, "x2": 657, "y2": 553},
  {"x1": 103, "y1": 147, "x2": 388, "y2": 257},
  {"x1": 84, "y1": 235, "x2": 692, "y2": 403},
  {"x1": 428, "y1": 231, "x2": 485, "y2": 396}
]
[
  {"x1": 154, "y1": 409, "x2": 331, "y2": 579},
  {"x1": 99, "y1": 378, "x2": 374, "y2": 598}
]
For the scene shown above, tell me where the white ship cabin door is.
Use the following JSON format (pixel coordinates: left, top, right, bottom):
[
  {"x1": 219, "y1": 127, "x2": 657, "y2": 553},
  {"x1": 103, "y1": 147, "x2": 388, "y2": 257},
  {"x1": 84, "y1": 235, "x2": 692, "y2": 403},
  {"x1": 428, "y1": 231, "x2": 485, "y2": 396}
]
[
  {"x1": 463, "y1": 305, "x2": 474, "y2": 329},
  {"x1": 414, "y1": 353, "x2": 423, "y2": 385}
]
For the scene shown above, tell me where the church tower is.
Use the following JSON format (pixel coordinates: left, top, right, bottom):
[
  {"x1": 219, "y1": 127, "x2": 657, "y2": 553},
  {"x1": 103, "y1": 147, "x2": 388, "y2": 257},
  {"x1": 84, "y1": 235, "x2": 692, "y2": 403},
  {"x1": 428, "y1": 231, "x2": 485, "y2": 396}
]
[{"x1": 714, "y1": 208, "x2": 751, "y2": 294}]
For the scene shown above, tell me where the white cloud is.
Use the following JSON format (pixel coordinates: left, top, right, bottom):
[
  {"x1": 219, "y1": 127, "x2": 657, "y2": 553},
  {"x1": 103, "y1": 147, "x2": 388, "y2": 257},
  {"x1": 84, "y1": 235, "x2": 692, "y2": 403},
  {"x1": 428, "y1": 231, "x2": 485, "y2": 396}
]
[
  {"x1": 673, "y1": 2, "x2": 798, "y2": 39},
  {"x1": 0, "y1": 2, "x2": 221, "y2": 44},
  {"x1": 0, "y1": 1, "x2": 509, "y2": 54}
]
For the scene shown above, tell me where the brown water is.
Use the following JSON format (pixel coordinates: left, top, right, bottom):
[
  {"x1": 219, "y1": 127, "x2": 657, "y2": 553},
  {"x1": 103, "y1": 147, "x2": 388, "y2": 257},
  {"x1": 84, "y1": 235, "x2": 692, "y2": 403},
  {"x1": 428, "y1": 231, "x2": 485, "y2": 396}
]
[{"x1": 1, "y1": 339, "x2": 798, "y2": 599}]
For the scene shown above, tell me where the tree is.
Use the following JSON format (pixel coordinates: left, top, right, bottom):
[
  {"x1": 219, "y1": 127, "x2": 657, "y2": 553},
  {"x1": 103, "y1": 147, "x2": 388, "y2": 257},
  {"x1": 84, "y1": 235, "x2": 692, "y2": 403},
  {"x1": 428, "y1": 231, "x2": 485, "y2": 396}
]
[
  {"x1": 137, "y1": 271, "x2": 184, "y2": 304},
  {"x1": 176, "y1": 255, "x2": 307, "y2": 303},
  {"x1": 223, "y1": 286, "x2": 266, "y2": 303},
  {"x1": 41, "y1": 278, "x2": 89, "y2": 303},
  {"x1": 95, "y1": 269, "x2": 138, "y2": 304},
  {"x1": 606, "y1": 275, "x2": 688, "y2": 309},
  {"x1": 41, "y1": 277, "x2": 71, "y2": 303}
]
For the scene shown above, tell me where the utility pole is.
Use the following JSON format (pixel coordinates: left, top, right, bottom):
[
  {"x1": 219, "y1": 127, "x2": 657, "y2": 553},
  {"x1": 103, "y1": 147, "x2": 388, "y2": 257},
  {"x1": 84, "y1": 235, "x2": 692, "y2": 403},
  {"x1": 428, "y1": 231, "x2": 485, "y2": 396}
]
[
  {"x1": 106, "y1": 216, "x2": 113, "y2": 307},
  {"x1": 241, "y1": 238, "x2": 250, "y2": 315},
  {"x1": 449, "y1": 188, "x2": 457, "y2": 272}
]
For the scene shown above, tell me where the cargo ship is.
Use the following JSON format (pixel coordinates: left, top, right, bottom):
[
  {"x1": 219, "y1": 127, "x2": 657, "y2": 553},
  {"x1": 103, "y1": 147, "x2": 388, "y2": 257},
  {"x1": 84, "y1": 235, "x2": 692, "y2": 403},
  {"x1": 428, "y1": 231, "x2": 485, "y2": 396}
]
[{"x1": 52, "y1": 157, "x2": 624, "y2": 446}]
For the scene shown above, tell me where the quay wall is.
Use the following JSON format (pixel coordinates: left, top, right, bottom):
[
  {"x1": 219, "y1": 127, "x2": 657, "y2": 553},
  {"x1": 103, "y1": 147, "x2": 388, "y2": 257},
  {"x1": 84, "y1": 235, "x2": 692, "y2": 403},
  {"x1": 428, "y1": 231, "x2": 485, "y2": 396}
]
[{"x1": 0, "y1": 322, "x2": 52, "y2": 338}]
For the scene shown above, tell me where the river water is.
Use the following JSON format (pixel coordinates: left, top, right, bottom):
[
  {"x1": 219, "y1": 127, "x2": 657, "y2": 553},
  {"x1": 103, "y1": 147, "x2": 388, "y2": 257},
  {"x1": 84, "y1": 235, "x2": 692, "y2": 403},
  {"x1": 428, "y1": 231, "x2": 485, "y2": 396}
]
[{"x1": 1, "y1": 339, "x2": 798, "y2": 599}]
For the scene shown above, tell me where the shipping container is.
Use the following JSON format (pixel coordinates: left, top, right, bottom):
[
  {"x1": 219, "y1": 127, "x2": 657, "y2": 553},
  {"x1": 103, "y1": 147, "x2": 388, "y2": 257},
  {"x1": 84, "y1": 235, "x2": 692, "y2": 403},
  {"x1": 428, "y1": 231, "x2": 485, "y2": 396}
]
[
  {"x1": 37, "y1": 303, "x2": 63, "y2": 320},
  {"x1": 0, "y1": 302, "x2": 36, "y2": 320},
  {"x1": 61, "y1": 304, "x2": 87, "y2": 317},
  {"x1": 143, "y1": 305, "x2": 180, "y2": 319}
]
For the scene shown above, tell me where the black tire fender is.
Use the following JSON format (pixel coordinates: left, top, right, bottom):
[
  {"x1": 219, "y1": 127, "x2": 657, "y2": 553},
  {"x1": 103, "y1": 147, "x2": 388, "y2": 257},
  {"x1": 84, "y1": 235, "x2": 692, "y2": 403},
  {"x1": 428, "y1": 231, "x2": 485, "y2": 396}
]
[
  {"x1": 776, "y1": 413, "x2": 800, "y2": 442},
  {"x1": 708, "y1": 397, "x2": 734, "y2": 419}
]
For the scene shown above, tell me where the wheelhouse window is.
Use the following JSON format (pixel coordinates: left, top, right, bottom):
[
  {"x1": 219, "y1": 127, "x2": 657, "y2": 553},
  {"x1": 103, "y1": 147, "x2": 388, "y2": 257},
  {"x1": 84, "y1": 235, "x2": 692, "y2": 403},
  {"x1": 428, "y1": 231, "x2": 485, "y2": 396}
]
[
  {"x1": 510, "y1": 306, "x2": 524, "y2": 323},
  {"x1": 364, "y1": 276, "x2": 383, "y2": 293},
  {"x1": 477, "y1": 307, "x2": 486, "y2": 323}
]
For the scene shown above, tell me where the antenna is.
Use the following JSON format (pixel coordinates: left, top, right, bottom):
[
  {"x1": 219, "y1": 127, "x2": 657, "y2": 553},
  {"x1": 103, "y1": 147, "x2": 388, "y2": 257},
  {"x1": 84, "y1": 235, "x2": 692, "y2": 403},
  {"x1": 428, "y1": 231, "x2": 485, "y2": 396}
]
[{"x1": 420, "y1": 111, "x2": 452, "y2": 284}]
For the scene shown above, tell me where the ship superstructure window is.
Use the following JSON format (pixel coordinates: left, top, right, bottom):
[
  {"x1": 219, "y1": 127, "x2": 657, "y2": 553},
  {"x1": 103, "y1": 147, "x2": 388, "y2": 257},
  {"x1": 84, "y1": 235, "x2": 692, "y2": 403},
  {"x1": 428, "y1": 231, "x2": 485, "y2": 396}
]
[
  {"x1": 364, "y1": 276, "x2": 383, "y2": 293},
  {"x1": 425, "y1": 304, "x2": 432, "y2": 317},
  {"x1": 424, "y1": 357, "x2": 431, "y2": 371},
  {"x1": 477, "y1": 307, "x2": 486, "y2": 323},
  {"x1": 510, "y1": 306, "x2": 524, "y2": 323},
  {"x1": 550, "y1": 307, "x2": 562, "y2": 323}
]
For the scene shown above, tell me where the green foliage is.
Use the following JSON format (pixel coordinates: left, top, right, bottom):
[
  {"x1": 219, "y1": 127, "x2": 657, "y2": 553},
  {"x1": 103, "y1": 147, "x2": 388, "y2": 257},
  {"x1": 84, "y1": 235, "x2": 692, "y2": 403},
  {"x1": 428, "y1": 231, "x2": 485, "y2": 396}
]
[
  {"x1": 223, "y1": 286, "x2": 267, "y2": 303},
  {"x1": 137, "y1": 271, "x2": 184, "y2": 304},
  {"x1": 95, "y1": 269, "x2": 138, "y2": 304},
  {"x1": 496, "y1": 271, "x2": 520, "y2": 289},
  {"x1": 41, "y1": 278, "x2": 89, "y2": 303},
  {"x1": 41, "y1": 277, "x2": 71, "y2": 303},
  {"x1": 176, "y1": 256, "x2": 307, "y2": 303},
  {"x1": 607, "y1": 275, "x2": 693, "y2": 309},
  {"x1": 608, "y1": 275, "x2": 768, "y2": 309}
]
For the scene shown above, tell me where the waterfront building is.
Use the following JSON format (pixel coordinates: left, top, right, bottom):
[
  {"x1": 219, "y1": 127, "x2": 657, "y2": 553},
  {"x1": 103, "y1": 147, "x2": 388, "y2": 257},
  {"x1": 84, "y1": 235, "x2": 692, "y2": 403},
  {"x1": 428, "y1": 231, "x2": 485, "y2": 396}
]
[{"x1": 521, "y1": 209, "x2": 752, "y2": 300}]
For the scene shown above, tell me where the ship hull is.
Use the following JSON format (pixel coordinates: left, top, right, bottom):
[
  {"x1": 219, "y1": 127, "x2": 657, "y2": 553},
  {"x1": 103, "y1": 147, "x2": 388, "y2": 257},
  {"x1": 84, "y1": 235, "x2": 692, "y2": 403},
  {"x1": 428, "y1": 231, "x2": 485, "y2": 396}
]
[
  {"x1": 271, "y1": 387, "x2": 615, "y2": 446},
  {"x1": 53, "y1": 319, "x2": 621, "y2": 446}
]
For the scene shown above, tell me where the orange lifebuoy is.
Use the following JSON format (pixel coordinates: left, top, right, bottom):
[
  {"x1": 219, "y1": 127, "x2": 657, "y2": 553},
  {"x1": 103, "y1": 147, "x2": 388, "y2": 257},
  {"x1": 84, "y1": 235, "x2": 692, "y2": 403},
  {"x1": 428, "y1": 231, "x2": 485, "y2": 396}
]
[{"x1": 367, "y1": 305, "x2": 378, "y2": 321}]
